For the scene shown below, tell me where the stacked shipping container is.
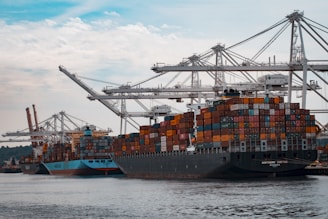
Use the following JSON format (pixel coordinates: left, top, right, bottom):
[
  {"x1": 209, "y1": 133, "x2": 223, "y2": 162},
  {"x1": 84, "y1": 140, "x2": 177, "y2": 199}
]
[
  {"x1": 43, "y1": 135, "x2": 113, "y2": 162},
  {"x1": 112, "y1": 97, "x2": 317, "y2": 156},
  {"x1": 196, "y1": 97, "x2": 317, "y2": 152},
  {"x1": 112, "y1": 112, "x2": 194, "y2": 156}
]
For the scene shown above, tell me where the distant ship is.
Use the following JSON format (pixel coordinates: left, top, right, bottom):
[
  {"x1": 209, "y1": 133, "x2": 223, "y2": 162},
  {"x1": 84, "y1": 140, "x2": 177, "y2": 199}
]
[
  {"x1": 41, "y1": 127, "x2": 122, "y2": 176},
  {"x1": 0, "y1": 157, "x2": 22, "y2": 173},
  {"x1": 111, "y1": 97, "x2": 318, "y2": 179}
]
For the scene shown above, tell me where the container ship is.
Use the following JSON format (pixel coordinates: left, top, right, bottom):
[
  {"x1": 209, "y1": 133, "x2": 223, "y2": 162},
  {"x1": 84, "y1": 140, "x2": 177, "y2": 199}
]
[
  {"x1": 41, "y1": 127, "x2": 122, "y2": 176},
  {"x1": 110, "y1": 96, "x2": 318, "y2": 179}
]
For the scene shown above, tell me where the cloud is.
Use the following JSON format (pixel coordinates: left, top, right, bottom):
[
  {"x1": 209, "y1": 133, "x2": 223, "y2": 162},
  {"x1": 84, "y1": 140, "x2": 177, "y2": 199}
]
[
  {"x1": 104, "y1": 11, "x2": 120, "y2": 17},
  {"x1": 161, "y1": 24, "x2": 180, "y2": 29}
]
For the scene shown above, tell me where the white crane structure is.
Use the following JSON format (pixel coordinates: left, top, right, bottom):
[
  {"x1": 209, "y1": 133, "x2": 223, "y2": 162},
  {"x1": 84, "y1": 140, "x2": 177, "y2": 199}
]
[
  {"x1": 1, "y1": 105, "x2": 110, "y2": 145},
  {"x1": 59, "y1": 11, "x2": 328, "y2": 134},
  {"x1": 151, "y1": 11, "x2": 328, "y2": 107},
  {"x1": 59, "y1": 66, "x2": 175, "y2": 134}
]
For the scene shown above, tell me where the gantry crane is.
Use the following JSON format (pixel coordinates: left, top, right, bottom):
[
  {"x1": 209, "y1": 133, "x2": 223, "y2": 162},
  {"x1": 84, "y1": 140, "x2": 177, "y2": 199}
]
[
  {"x1": 1, "y1": 105, "x2": 110, "y2": 149},
  {"x1": 150, "y1": 11, "x2": 328, "y2": 109},
  {"x1": 59, "y1": 11, "x2": 328, "y2": 134}
]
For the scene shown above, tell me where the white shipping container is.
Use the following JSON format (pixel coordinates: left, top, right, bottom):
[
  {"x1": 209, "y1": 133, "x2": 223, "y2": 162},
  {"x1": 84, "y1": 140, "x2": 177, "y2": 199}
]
[
  {"x1": 243, "y1": 104, "x2": 249, "y2": 109},
  {"x1": 264, "y1": 104, "x2": 270, "y2": 110},
  {"x1": 161, "y1": 145, "x2": 167, "y2": 152},
  {"x1": 161, "y1": 136, "x2": 166, "y2": 142},
  {"x1": 230, "y1": 104, "x2": 239, "y2": 111},
  {"x1": 259, "y1": 104, "x2": 265, "y2": 109},
  {"x1": 285, "y1": 103, "x2": 291, "y2": 109},
  {"x1": 150, "y1": 133, "x2": 158, "y2": 138},
  {"x1": 173, "y1": 145, "x2": 180, "y2": 151},
  {"x1": 270, "y1": 109, "x2": 275, "y2": 115}
]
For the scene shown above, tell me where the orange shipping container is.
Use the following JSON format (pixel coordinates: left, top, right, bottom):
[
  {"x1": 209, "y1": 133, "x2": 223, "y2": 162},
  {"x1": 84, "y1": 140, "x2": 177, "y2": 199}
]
[
  {"x1": 306, "y1": 127, "x2": 312, "y2": 133},
  {"x1": 280, "y1": 133, "x2": 286, "y2": 139},
  {"x1": 166, "y1": 129, "x2": 177, "y2": 136},
  {"x1": 174, "y1": 114, "x2": 182, "y2": 121},
  {"x1": 212, "y1": 135, "x2": 221, "y2": 142},
  {"x1": 260, "y1": 133, "x2": 268, "y2": 140},
  {"x1": 221, "y1": 135, "x2": 232, "y2": 141},
  {"x1": 243, "y1": 98, "x2": 250, "y2": 104},
  {"x1": 170, "y1": 119, "x2": 177, "y2": 126},
  {"x1": 274, "y1": 97, "x2": 280, "y2": 104},
  {"x1": 204, "y1": 112, "x2": 212, "y2": 119},
  {"x1": 270, "y1": 133, "x2": 276, "y2": 139}
]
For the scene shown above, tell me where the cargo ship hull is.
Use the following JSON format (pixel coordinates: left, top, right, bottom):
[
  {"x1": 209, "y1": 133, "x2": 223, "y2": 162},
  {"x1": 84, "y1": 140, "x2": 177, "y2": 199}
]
[
  {"x1": 42, "y1": 159, "x2": 122, "y2": 176},
  {"x1": 20, "y1": 162, "x2": 49, "y2": 174},
  {"x1": 0, "y1": 167, "x2": 22, "y2": 173},
  {"x1": 114, "y1": 149, "x2": 317, "y2": 179}
]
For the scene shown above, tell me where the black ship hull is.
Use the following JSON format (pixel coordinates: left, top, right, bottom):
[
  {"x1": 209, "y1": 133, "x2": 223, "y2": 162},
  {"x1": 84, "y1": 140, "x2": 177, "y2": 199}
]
[
  {"x1": 20, "y1": 162, "x2": 49, "y2": 174},
  {"x1": 114, "y1": 149, "x2": 317, "y2": 179}
]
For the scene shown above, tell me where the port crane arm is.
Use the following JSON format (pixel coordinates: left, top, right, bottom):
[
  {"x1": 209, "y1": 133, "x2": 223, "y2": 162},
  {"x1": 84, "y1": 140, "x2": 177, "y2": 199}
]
[
  {"x1": 151, "y1": 63, "x2": 328, "y2": 73},
  {"x1": 59, "y1": 65, "x2": 144, "y2": 132},
  {"x1": 292, "y1": 72, "x2": 328, "y2": 103},
  {"x1": 59, "y1": 65, "x2": 122, "y2": 116}
]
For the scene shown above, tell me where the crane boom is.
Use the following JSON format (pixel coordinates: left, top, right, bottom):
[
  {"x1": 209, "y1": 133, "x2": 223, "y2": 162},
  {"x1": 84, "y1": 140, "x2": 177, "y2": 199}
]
[
  {"x1": 59, "y1": 65, "x2": 142, "y2": 133},
  {"x1": 151, "y1": 63, "x2": 328, "y2": 73},
  {"x1": 58, "y1": 65, "x2": 122, "y2": 116},
  {"x1": 32, "y1": 104, "x2": 39, "y2": 131},
  {"x1": 25, "y1": 107, "x2": 33, "y2": 133}
]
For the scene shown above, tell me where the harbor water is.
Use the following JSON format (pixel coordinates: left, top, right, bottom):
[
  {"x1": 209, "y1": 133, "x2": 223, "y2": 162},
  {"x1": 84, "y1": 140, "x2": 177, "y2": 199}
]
[{"x1": 0, "y1": 173, "x2": 328, "y2": 218}]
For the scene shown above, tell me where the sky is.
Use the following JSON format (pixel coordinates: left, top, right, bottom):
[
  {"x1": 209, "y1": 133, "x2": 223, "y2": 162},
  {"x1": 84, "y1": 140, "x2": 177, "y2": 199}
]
[{"x1": 0, "y1": 0, "x2": 327, "y2": 147}]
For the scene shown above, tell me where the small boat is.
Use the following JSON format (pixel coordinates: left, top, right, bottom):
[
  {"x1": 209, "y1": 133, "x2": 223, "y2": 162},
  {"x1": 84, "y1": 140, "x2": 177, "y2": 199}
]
[{"x1": 0, "y1": 157, "x2": 22, "y2": 173}]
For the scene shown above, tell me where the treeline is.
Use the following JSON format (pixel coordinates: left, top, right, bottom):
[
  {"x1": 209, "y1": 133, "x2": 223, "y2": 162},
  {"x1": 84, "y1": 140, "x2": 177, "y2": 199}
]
[{"x1": 0, "y1": 146, "x2": 32, "y2": 165}]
